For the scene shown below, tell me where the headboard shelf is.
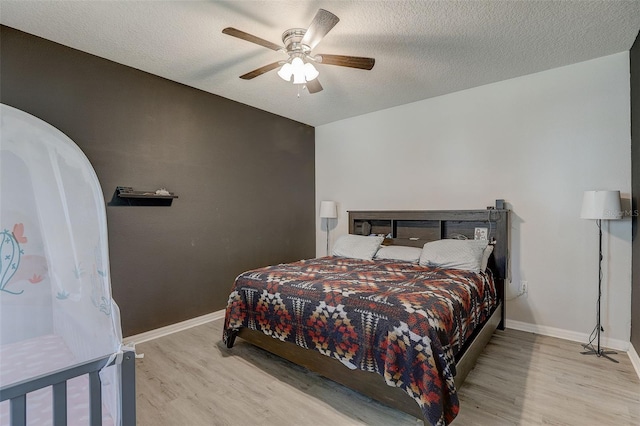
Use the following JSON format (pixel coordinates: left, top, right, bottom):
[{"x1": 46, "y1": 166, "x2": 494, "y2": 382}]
[
  {"x1": 349, "y1": 210, "x2": 508, "y2": 253},
  {"x1": 395, "y1": 220, "x2": 441, "y2": 243}
]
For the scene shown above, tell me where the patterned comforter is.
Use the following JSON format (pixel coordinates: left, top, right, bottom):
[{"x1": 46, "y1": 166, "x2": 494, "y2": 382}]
[{"x1": 223, "y1": 256, "x2": 497, "y2": 426}]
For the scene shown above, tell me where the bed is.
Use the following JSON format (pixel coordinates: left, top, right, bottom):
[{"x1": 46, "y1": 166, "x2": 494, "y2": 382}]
[
  {"x1": 0, "y1": 103, "x2": 135, "y2": 426},
  {"x1": 223, "y1": 209, "x2": 509, "y2": 426}
]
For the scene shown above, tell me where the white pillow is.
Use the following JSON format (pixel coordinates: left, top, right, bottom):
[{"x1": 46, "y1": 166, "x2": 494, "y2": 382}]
[
  {"x1": 481, "y1": 244, "x2": 494, "y2": 272},
  {"x1": 419, "y1": 239, "x2": 488, "y2": 272},
  {"x1": 332, "y1": 235, "x2": 384, "y2": 260},
  {"x1": 374, "y1": 245, "x2": 423, "y2": 263}
]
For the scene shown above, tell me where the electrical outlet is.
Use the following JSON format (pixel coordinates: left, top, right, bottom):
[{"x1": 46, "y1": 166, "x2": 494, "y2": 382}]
[{"x1": 521, "y1": 281, "x2": 528, "y2": 294}]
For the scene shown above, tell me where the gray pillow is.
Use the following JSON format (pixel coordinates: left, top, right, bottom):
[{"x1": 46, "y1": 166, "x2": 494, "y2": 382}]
[
  {"x1": 419, "y1": 239, "x2": 488, "y2": 272},
  {"x1": 332, "y1": 234, "x2": 384, "y2": 260}
]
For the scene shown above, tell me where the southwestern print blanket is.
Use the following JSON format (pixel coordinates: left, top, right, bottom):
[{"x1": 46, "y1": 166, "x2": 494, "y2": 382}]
[{"x1": 223, "y1": 256, "x2": 497, "y2": 426}]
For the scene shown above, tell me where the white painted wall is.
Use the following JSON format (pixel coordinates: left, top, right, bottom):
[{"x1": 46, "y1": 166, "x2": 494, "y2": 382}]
[{"x1": 316, "y1": 52, "x2": 632, "y2": 349}]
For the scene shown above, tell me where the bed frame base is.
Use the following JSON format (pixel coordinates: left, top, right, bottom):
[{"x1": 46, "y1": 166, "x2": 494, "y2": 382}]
[{"x1": 229, "y1": 303, "x2": 502, "y2": 425}]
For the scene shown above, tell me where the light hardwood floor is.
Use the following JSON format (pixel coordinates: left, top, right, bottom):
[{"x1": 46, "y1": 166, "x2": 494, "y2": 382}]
[{"x1": 136, "y1": 320, "x2": 640, "y2": 425}]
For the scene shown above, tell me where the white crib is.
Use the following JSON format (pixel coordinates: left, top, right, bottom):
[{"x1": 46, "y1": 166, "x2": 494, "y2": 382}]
[{"x1": 0, "y1": 104, "x2": 135, "y2": 425}]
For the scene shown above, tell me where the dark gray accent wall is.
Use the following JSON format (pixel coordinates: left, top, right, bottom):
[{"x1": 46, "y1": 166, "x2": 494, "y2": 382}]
[
  {"x1": 0, "y1": 26, "x2": 316, "y2": 336},
  {"x1": 631, "y1": 31, "x2": 640, "y2": 352}
]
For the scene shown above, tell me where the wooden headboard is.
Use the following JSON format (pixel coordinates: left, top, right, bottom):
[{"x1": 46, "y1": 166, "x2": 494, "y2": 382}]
[{"x1": 348, "y1": 209, "x2": 510, "y2": 328}]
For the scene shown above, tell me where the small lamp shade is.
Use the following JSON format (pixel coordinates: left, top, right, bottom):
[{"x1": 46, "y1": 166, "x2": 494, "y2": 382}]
[
  {"x1": 303, "y1": 62, "x2": 319, "y2": 81},
  {"x1": 320, "y1": 201, "x2": 337, "y2": 218},
  {"x1": 277, "y1": 62, "x2": 293, "y2": 81},
  {"x1": 580, "y1": 190, "x2": 622, "y2": 220}
]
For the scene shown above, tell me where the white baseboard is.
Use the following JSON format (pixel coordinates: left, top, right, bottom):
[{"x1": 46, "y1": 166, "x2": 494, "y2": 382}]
[
  {"x1": 506, "y1": 319, "x2": 629, "y2": 352},
  {"x1": 628, "y1": 343, "x2": 640, "y2": 379},
  {"x1": 124, "y1": 309, "x2": 225, "y2": 345}
]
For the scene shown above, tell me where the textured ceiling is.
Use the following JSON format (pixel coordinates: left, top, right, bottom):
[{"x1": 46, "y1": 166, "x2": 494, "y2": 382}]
[{"x1": 1, "y1": 1, "x2": 639, "y2": 126}]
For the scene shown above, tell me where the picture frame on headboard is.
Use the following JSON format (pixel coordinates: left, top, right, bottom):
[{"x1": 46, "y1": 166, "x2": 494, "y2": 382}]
[{"x1": 475, "y1": 227, "x2": 488, "y2": 240}]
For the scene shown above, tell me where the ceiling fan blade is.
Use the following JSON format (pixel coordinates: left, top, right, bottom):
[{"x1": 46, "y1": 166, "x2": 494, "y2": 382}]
[
  {"x1": 222, "y1": 27, "x2": 283, "y2": 52},
  {"x1": 239, "y1": 62, "x2": 281, "y2": 80},
  {"x1": 306, "y1": 78, "x2": 323, "y2": 94},
  {"x1": 301, "y1": 9, "x2": 340, "y2": 50},
  {"x1": 316, "y1": 54, "x2": 375, "y2": 70}
]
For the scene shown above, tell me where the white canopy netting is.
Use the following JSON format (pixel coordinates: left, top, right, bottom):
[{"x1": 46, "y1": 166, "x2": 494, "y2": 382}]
[{"x1": 0, "y1": 103, "x2": 124, "y2": 425}]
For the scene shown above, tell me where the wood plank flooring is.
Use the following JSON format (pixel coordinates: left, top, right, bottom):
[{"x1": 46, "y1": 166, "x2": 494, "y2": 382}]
[{"x1": 135, "y1": 320, "x2": 640, "y2": 425}]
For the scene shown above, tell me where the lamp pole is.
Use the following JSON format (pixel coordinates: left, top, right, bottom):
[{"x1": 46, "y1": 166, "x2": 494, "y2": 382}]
[
  {"x1": 579, "y1": 190, "x2": 621, "y2": 363},
  {"x1": 580, "y1": 219, "x2": 618, "y2": 362}
]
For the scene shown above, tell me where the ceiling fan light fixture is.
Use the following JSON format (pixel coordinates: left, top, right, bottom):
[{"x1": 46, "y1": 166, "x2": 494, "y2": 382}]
[
  {"x1": 223, "y1": 9, "x2": 375, "y2": 95},
  {"x1": 279, "y1": 57, "x2": 313, "y2": 84}
]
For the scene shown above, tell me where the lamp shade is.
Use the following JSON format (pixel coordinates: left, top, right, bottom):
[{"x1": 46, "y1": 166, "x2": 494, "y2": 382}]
[
  {"x1": 320, "y1": 201, "x2": 337, "y2": 218},
  {"x1": 580, "y1": 190, "x2": 622, "y2": 220}
]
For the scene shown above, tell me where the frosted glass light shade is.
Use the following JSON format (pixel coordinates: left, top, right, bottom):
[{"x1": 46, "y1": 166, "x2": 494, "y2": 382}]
[
  {"x1": 303, "y1": 63, "x2": 319, "y2": 81},
  {"x1": 580, "y1": 190, "x2": 622, "y2": 220},
  {"x1": 291, "y1": 57, "x2": 304, "y2": 70},
  {"x1": 293, "y1": 72, "x2": 306, "y2": 84},
  {"x1": 290, "y1": 57, "x2": 304, "y2": 84},
  {"x1": 320, "y1": 201, "x2": 337, "y2": 218},
  {"x1": 277, "y1": 62, "x2": 293, "y2": 81}
]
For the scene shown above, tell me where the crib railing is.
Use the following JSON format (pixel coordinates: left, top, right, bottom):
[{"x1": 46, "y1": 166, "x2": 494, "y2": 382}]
[{"x1": 0, "y1": 350, "x2": 135, "y2": 426}]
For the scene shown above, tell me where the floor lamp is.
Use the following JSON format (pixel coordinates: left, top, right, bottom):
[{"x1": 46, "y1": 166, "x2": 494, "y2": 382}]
[
  {"x1": 320, "y1": 201, "x2": 337, "y2": 256},
  {"x1": 579, "y1": 190, "x2": 621, "y2": 363}
]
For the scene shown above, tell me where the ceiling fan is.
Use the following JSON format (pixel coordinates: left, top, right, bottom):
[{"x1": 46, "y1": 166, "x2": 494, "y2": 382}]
[{"x1": 222, "y1": 9, "x2": 375, "y2": 94}]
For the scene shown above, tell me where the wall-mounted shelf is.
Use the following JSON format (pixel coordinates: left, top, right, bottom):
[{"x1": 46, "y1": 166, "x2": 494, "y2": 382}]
[{"x1": 108, "y1": 186, "x2": 178, "y2": 206}]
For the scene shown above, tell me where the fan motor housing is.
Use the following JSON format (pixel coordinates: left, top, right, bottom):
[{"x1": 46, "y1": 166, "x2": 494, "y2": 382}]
[{"x1": 282, "y1": 28, "x2": 310, "y2": 54}]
